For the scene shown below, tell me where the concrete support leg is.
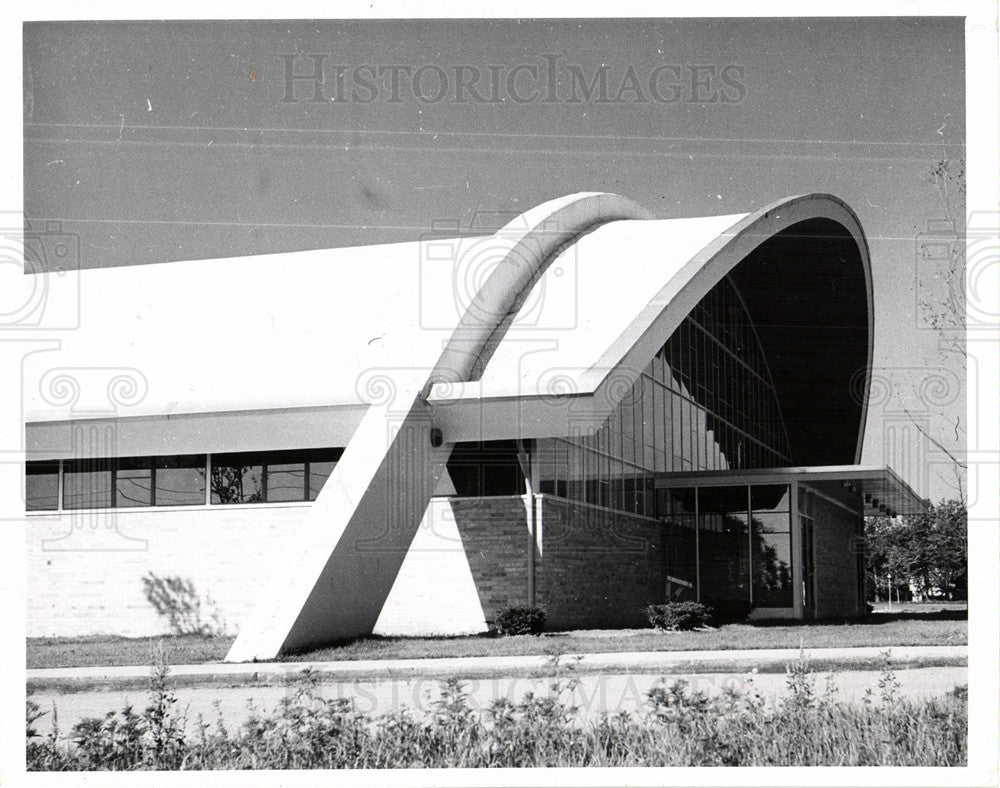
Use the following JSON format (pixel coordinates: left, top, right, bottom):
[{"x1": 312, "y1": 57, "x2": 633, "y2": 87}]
[{"x1": 225, "y1": 386, "x2": 451, "y2": 661}]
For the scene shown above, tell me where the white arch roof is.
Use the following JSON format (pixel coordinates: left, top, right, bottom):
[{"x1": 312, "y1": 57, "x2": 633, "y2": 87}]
[
  {"x1": 21, "y1": 237, "x2": 498, "y2": 422},
  {"x1": 471, "y1": 213, "x2": 745, "y2": 397},
  {"x1": 21, "y1": 207, "x2": 746, "y2": 423},
  {"x1": 23, "y1": 192, "x2": 871, "y2": 466}
]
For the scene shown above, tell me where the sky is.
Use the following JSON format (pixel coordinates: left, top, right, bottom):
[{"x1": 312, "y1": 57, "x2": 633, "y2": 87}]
[{"x1": 22, "y1": 17, "x2": 967, "y2": 500}]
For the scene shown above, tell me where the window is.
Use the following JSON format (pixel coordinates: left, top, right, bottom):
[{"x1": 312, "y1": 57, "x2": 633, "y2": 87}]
[
  {"x1": 61, "y1": 455, "x2": 208, "y2": 509},
  {"x1": 63, "y1": 459, "x2": 113, "y2": 510},
  {"x1": 212, "y1": 448, "x2": 342, "y2": 505},
  {"x1": 26, "y1": 461, "x2": 59, "y2": 511},
  {"x1": 154, "y1": 455, "x2": 206, "y2": 506},
  {"x1": 211, "y1": 453, "x2": 265, "y2": 504},
  {"x1": 116, "y1": 457, "x2": 153, "y2": 507},
  {"x1": 267, "y1": 463, "x2": 306, "y2": 502},
  {"x1": 25, "y1": 448, "x2": 343, "y2": 511},
  {"x1": 307, "y1": 460, "x2": 337, "y2": 500},
  {"x1": 752, "y1": 530, "x2": 793, "y2": 606},
  {"x1": 751, "y1": 484, "x2": 792, "y2": 606},
  {"x1": 660, "y1": 483, "x2": 794, "y2": 609}
]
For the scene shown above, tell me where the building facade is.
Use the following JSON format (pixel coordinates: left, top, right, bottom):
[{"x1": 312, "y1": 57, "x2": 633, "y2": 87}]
[{"x1": 24, "y1": 192, "x2": 925, "y2": 658}]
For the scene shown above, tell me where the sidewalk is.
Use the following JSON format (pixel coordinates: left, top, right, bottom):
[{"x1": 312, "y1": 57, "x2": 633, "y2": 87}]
[{"x1": 26, "y1": 645, "x2": 967, "y2": 693}]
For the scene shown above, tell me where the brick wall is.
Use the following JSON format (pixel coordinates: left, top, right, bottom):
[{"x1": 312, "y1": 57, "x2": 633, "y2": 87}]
[
  {"x1": 451, "y1": 496, "x2": 532, "y2": 618},
  {"x1": 32, "y1": 488, "x2": 867, "y2": 639},
  {"x1": 452, "y1": 494, "x2": 665, "y2": 630},
  {"x1": 810, "y1": 489, "x2": 864, "y2": 619},
  {"x1": 538, "y1": 496, "x2": 665, "y2": 629},
  {"x1": 27, "y1": 504, "x2": 309, "y2": 638}
]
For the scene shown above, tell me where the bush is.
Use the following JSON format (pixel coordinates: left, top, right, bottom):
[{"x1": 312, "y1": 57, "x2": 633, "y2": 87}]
[
  {"x1": 646, "y1": 601, "x2": 712, "y2": 631},
  {"x1": 54, "y1": 651, "x2": 187, "y2": 771},
  {"x1": 26, "y1": 649, "x2": 968, "y2": 769},
  {"x1": 493, "y1": 606, "x2": 546, "y2": 636}
]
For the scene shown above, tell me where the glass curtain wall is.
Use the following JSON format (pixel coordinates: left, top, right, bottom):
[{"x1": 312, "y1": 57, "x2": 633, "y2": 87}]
[
  {"x1": 536, "y1": 276, "x2": 791, "y2": 518},
  {"x1": 661, "y1": 483, "x2": 793, "y2": 609}
]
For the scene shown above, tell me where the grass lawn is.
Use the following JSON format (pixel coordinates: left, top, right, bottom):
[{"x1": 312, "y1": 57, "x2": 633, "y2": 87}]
[
  {"x1": 27, "y1": 604, "x2": 966, "y2": 669},
  {"x1": 27, "y1": 634, "x2": 232, "y2": 670}
]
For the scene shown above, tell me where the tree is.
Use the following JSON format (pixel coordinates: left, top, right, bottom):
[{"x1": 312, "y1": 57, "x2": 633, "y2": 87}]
[
  {"x1": 903, "y1": 156, "x2": 967, "y2": 502},
  {"x1": 911, "y1": 498, "x2": 967, "y2": 599},
  {"x1": 865, "y1": 499, "x2": 967, "y2": 602}
]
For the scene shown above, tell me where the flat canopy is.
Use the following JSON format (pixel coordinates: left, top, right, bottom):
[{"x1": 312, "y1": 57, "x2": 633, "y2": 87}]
[{"x1": 654, "y1": 465, "x2": 928, "y2": 517}]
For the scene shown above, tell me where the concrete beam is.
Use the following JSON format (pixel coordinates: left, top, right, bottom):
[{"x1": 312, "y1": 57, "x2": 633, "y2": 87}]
[{"x1": 225, "y1": 381, "x2": 452, "y2": 661}]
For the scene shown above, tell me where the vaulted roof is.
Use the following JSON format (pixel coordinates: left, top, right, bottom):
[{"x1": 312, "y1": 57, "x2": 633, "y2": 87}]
[{"x1": 24, "y1": 191, "x2": 872, "y2": 467}]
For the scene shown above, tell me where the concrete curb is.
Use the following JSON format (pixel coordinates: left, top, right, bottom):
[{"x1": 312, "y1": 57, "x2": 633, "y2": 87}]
[{"x1": 27, "y1": 646, "x2": 967, "y2": 694}]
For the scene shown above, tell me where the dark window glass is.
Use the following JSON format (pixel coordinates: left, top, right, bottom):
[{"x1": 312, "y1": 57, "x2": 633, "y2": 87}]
[
  {"x1": 116, "y1": 457, "x2": 152, "y2": 507},
  {"x1": 63, "y1": 459, "x2": 113, "y2": 510},
  {"x1": 267, "y1": 463, "x2": 306, "y2": 502},
  {"x1": 154, "y1": 455, "x2": 206, "y2": 506},
  {"x1": 751, "y1": 484, "x2": 790, "y2": 512},
  {"x1": 665, "y1": 488, "x2": 696, "y2": 517},
  {"x1": 698, "y1": 485, "x2": 748, "y2": 515},
  {"x1": 447, "y1": 441, "x2": 522, "y2": 498},
  {"x1": 699, "y1": 509, "x2": 750, "y2": 606},
  {"x1": 665, "y1": 514, "x2": 698, "y2": 600},
  {"x1": 26, "y1": 461, "x2": 59, "y2": 511},
  {"x1": 659, "y1": 483, "x2": 795, "y2": 610},
  {"x1": 211, "y1": 453, "x2": 263, "y2": 504},
  {"x1": 753, "y1": 532, "x2": 793, "y2": 606},
  {"x1": 306, "y1": 459, "x2": 340, "y2": 500},
  {"x1": 697, "y1": 485, "x2": 750, "y2": 607}
]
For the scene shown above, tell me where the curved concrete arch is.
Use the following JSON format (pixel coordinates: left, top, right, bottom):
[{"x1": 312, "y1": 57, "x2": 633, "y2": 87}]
[{"x1": 428, "y1": 191, "x2": 653, "y2": 389}]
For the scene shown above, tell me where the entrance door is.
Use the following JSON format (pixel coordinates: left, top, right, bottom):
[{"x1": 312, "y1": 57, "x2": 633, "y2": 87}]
[{"x1": 801, "y1": 516, "x2": 815, "y2": 618}]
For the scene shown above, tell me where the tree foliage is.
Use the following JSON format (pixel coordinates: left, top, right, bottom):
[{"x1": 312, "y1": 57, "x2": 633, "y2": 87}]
[{"x1": 865, "y1": 499, "x2": 967, "y2": 601}]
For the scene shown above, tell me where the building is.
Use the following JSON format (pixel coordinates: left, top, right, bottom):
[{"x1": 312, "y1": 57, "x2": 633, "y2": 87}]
[{"x1": 23, "y1": 192, "x2": 926, "y2": 661}]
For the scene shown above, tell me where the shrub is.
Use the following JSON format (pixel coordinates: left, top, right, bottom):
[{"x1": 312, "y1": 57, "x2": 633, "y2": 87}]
[
  {"x1": 493, "y1": 606, "x2": 546, "y2": 636},
  {"x1": 26, "y1": 648, "x2": 968, "y2": 769},
  {"x1": 646, "y1": 601, "x2": 712, "y2": 631},
  {"x1": 69, "y1": 648, "x2": 188, "y2": 770},
  {"x1": 26, "y1": 696, "x2": 46, "y2": 740}
]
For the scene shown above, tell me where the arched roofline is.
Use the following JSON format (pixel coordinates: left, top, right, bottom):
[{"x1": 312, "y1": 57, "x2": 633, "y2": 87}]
[
  {"x1": 586, "y1": 193, "x2": 873, "y2": 464},
  {"x1": 429, "y1": 193, "x2": 873, "y2": 465},
  {"x1": 426, "y1": 191, "x2": 653, "y2": 392}
]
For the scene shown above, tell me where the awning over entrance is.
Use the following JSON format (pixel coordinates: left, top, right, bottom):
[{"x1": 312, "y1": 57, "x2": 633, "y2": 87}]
[{"x1": 653, "y1": 465, "x2": 928, "y2": 518}]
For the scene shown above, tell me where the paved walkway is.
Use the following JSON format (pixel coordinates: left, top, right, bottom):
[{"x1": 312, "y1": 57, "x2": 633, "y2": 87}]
[{"x1": 27, "y1": 645, "x2": 967, "y2": 692}]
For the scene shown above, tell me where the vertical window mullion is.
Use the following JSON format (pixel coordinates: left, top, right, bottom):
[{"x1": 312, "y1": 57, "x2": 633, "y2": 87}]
[
  {"x1": 205, "y1": 454, "x2": 213, "y2": 506},
  {"x1": 694, "y1": 486, "x2": 700, "y2": 603},
  {"x1": 747, "y1": 485, "x2": 754, "y2": 605}
]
